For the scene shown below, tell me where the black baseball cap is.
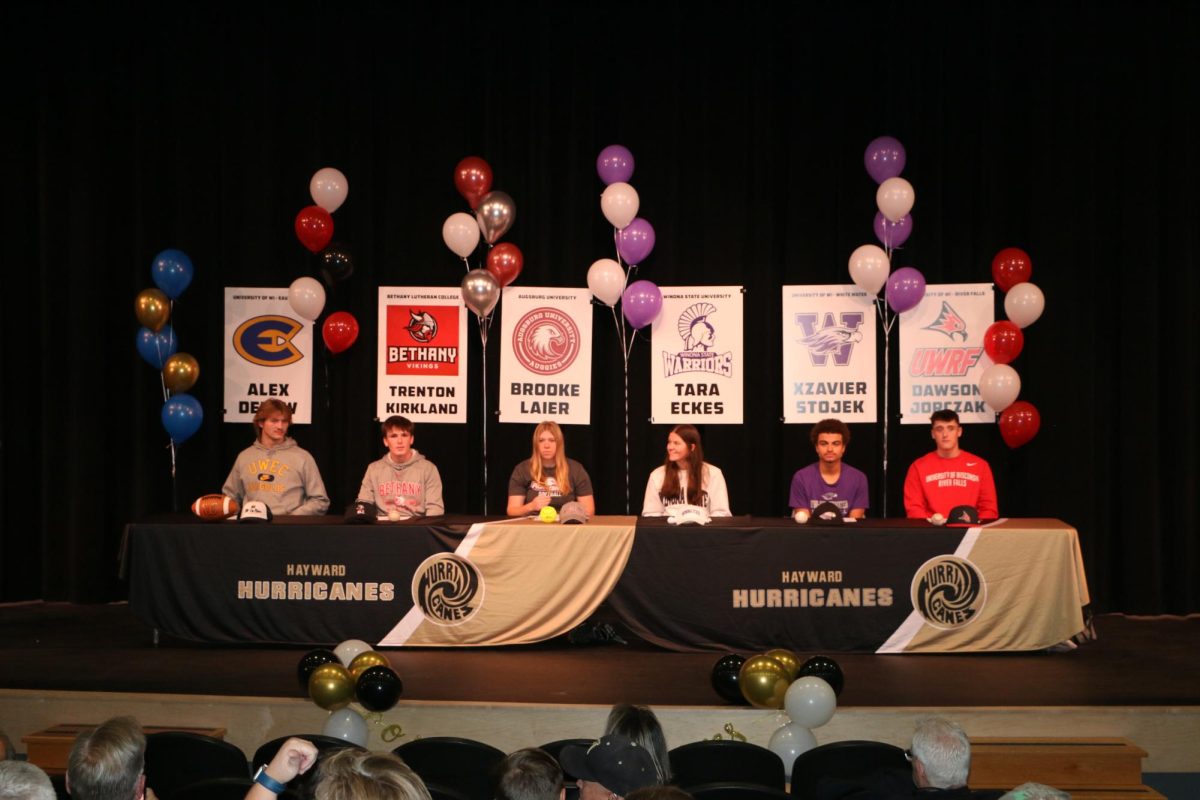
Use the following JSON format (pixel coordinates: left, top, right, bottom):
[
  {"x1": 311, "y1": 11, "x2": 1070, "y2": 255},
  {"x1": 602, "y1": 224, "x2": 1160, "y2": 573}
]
[
  {"x1": 946, "y1": 505, "x2": 980, "y2": 527},
  {"x1": 809, "y1": 501, "x2": 845, "y2": 525},
  {"x1": 559, "y1": 735, "x2": 657, "y2": 796},
  {"x1": 344, "y1": 501, "x2": 379, "y2": 524}
]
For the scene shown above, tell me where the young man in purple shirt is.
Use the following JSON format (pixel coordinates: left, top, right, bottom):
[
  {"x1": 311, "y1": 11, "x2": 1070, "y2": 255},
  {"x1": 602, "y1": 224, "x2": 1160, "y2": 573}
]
[{"x1": 789, "y1": 418, "x2": 869, "y2": 519}]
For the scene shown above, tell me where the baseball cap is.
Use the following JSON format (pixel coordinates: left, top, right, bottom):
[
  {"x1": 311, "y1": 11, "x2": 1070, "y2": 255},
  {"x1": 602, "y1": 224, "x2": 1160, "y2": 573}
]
[
  {"x1": 559, "y1": 501, "x2": 589, "y2": 524},
  {"x1": 809, "y1": 501, "x2": 844, "y2": 525},
  {"x1": 344, "y1": 501, "x2": 379, "y2": 524},
  {"x1": 237, "y1": 500, "x2": 273, "y2": 523},
  {"x1": 559, "y1": 735, "x2": 657, "y2": 797},
  {"x1": 946, "y1": 505, "x2": 980, "y2": 527}
]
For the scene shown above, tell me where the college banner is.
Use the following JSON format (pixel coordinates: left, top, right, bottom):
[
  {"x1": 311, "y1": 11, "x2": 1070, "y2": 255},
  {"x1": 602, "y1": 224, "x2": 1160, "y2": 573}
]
[
  {"x1": 223, "y1": 287, "x2": 313, "y2": 424},
  {"x1": 498, "y1": 287, "x2": 593, "y2": 424},
  {"x1": 898, "y1": 283, "x2": 995, "y2": 424},
  {"x1": 650, "y1": 286, "x2": 743, "y2": 424},
  {"x1": 376, "y1": 287, "x2": 468, "y2": 423},
  {"x1": 781, "y1": 285, "x2": 877, "y2": 424}
]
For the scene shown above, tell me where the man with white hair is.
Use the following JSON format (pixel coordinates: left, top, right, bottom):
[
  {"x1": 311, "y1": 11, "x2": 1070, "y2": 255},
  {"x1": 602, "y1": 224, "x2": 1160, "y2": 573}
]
[
  {"x1": 66, "y1": 716, "x2": 156, "y2": 800},
  {"x1": 0, "y1": 761, "x2": 56, "y2": 800},
  {"x1": 906, "y1": 716, "x2": 972, "y2": 795}
]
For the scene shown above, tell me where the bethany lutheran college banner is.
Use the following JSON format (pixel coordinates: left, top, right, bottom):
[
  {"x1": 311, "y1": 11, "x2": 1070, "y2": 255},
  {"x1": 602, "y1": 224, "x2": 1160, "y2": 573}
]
[
  {"x1": 498, "y1": 287, "x2": 593, "y2": 424},
  {"x1": 781, "y1": 285, "x2": 877, "y2": 424},
  {"x1": 899, "y1": 283, "x2": 994, "y2": 425},
  {"x1": 376, "y1": 287, "x2": 468, "y2": 423},
  {"x1": 650, "y1": 286, "x2": 743, "y2": 424},
  {"x1": 223, "y1": 287, "x2": 314, "y2": 424}
]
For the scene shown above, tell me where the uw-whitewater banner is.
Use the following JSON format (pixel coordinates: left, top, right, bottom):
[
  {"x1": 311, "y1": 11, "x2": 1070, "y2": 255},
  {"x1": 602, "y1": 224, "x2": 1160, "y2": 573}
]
[
  {"x1": 498, "y1": 287, "x2": 593, "y2": 424},
  {"x1": 223, "y1": 287, "x2": 313, "y2": 424},
  {"x1": 899, "y1": 283, "x2": 995, "y2": 425},
  {"x1": 650, "y1": 286, "x2": 743, "y2": 424},
  {"x1": 781, "y1": 285, "x2": 877, "y2": 424},
  {"x1": 376, "y1": 287, "x2": 468, "y2": 423}
]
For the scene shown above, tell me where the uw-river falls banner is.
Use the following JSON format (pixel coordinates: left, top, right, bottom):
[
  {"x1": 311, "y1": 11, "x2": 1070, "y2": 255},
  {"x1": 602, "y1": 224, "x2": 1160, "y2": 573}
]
[
  {"x1": 899, "y1": 283, "x2": 995, "y2": 424},
  {"x1": 781, "y1": 285, "x2": 877, "y2": 424},
  {"x1": 376, "y1": 287, "x2": 468, "y2": 423},
  {"x1": 498, "y1": 287, "x2": 593, "y2": 424},
  {"x1": 650, "y1": 286, "x2": 744, "y2": 424},
  {"x1": 223, "y1": 287, "x2": 314, "y2": 423}
]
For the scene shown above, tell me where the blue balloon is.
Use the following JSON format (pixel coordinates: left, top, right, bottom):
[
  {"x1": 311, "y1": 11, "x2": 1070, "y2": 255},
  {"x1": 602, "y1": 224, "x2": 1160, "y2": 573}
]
[
  {"x1": 151, "y1": 249, "x2": 194, "y2": 299},
  {"x1": 136, "y1": 324, "x2": 178, "y2": 369},
  {"x1": 162, "y1": 393, "x2": 204, "y2": 443}
]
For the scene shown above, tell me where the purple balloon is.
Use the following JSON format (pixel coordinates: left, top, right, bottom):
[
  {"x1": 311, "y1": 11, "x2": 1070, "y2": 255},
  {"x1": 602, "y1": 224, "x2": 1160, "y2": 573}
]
[
  {"x1": 597, "y1": 144, "x2": 635, "y2": 185},
  {"x1": 874, "y1": 212, "x2": 913, "y2": 248},
  {"x1": 864, "y1": 136, "x2": 906, "y2": 184},
  {"x1": 616, "y1": 217, "x2": 656, "y2": 265},
  {"x1": 886, "y1": 267, "x2": 926, "y2": 313},
  {"x1": 622, "y1": 280, "x2": 662, "y2": 329}
]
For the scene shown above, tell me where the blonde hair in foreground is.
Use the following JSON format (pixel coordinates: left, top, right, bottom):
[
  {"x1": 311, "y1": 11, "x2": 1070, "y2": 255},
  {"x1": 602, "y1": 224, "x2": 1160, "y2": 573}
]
[{"x1": 313, "y1": 749, "x2": 432, "y2": 800}]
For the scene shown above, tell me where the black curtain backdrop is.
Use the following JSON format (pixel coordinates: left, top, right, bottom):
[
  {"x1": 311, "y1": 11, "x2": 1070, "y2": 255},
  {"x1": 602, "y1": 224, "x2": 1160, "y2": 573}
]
[{"x1": 2, "y1": 2, "x2": 1197, "y2": 612}]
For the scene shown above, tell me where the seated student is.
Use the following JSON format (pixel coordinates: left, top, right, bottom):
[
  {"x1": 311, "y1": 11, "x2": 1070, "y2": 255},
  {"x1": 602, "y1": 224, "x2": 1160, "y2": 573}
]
[
  {"x1": 507, "y1": 421, "x2": 596, "y2": 516},
  {"x1": 357, "y1": 416, "x2": 444, "y2": 518},
  {"x1": 903, "y1": 409, "x2": 998, "y2": 519},
  {"x1": 641, "y1": 424, "x2": 731, "y2": 517},
  {"x1": 222, "y1": 399, "x2": 329, "y2": 515},
  {"x1": 789, "y1": 418, "x2": 868, "y2": 519}
]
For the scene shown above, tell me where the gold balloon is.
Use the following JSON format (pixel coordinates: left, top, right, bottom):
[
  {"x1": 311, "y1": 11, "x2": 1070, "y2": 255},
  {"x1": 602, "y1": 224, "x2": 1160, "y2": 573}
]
[
  {"x1": 738, "y1": 654, "x2": 790, "y2": 709},
  {"x1": 163, "y1": 353, "x2": 200, "y2": 393},
  {"x1": 135, "y1": 288, "x2": 170, "y2": 332},
  {"x1": 765, "y1": 648, "x2": 802, "y2": 681},
  {"x1": 349, "y1": 650, "x2": 391, "y2": 681},
  {"x1": 308, "y1": 663, "x2": 354, "y2": 710}
]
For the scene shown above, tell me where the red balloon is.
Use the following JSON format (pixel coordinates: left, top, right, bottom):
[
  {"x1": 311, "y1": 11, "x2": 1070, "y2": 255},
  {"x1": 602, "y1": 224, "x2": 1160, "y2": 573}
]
[
  {"x1": 999, "y1": 400, "x2": 1041, "y2": 448},
  {"x1": 486, "y1": 242, "x2": 523, "y2": 287},
  {"x1": 322, "y1": 311, "x2": 359, "y2": 354},
  {"x1": 455, "y1": 156, "x2": 493, "y2": 210},
  {"x1": 983, "y1": 321, "x2": 1024, "y2": 365},
  {"x1": 295, "y1": 206, "x2": 334, "y2": 253},
  {"x1": 992, "y1": 247, "x2": 1032, "y2": 292}
]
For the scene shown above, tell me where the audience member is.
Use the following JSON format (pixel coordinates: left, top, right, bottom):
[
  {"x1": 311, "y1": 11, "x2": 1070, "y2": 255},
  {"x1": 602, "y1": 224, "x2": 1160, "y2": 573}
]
[
  {"x1": 998, "y1": 783, "x2": 1069, "y2": 800},
  {"x1": 66, "y1": 716, "x2": 153, "y2": 800},
  {"x1": 495, "y1": 748, "x2": 565, "y2": 800},
  {"x1": 0, "y1": 761, "x2": 55, "y2": 800},
  {"x1": 560, "y1": 735, "x2": 658, "y2": 800},
  {"x1": 246, "y1": 738, "x2": 430, "y2": 800},
  {"x1": 603, "y1": 705, "x2": 670, "y2": 784},
  {"x1": 905, "y1": 717, "x2": 973, "y2": 797}
]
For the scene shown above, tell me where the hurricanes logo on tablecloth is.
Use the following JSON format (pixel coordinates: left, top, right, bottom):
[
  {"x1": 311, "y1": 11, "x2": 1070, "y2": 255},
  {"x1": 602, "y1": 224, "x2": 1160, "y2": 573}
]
[
  {"x1": 911, "y1": 555, "x2": 987, "y2": 630},
  {"x1": 512, "y1": 307, "x2": 580, "y2": 375},
  {"x1": 412, "y1": 553, "x2": 484, "y2": 626}
]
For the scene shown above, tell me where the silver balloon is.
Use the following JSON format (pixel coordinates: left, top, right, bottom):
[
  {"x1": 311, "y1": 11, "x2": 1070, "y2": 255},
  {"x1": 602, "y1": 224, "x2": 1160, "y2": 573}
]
[
  {"x1": 475, "y1": 191, "x2": 515, "y2": 244},
  {"x1": 462, "y1": 269, "x2": 500, "y2": 318}
]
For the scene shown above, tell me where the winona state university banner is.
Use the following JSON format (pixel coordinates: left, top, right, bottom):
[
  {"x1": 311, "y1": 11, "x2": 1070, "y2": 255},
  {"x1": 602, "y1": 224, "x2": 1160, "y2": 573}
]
[
  {"x1": 899, "y1": 283, "x2": 995, "y2": 424},
  {"x1": 650, "y1": 286, "x2": 744, "y2": 424},
  {"x1": 498, "y1": 287, "x2": 593, "y2": 424},
  {"x1": 223, "y1": 287, "x2": 313, "y2": 423},
  {"x1": 781, "y1": 285, "x2": 877, "y2": 424},
  {"x1": 376, "y1": 287, "x2": 468, "y2": 423}
]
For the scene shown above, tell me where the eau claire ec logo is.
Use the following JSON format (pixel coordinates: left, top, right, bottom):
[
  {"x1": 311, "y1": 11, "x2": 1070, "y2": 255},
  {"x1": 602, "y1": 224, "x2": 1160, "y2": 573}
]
[
  {"x1": 910, "y1": 555, "x2": 987, "y2": 630},
  {"x1": 512, "y1": 307, "x2": 580, "y2": 375},
  {"x1": 234, "y1": 315, "x2": 305, "y2": 367},
  {"x1": 662, "y1": 303, "x2": 734, "y2": 378},
  {"x1": 411, "y1": 553, "x2": 484, "y2": 626}
]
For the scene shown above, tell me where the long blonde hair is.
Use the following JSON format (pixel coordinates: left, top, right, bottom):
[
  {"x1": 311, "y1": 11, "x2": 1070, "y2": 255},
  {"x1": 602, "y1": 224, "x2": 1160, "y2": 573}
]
[{"x1": 529, "y1": 420, "x2": 572, "y2": 495}]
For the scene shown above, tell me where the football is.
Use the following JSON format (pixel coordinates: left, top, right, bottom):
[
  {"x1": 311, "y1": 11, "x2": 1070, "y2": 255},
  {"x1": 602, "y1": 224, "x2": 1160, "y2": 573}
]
[{"x1": 191, "y1": 494, "x2": 239, "y2": 520}]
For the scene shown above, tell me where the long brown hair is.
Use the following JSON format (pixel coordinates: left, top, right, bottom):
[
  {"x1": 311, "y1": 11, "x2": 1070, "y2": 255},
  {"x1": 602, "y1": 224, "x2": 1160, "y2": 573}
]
[
  {"x1": 660, "y1": 424, "x2": 705, "y2": 505},
  {"x1": 529, "y1": 420, "x2": 572, "y2": 495}
]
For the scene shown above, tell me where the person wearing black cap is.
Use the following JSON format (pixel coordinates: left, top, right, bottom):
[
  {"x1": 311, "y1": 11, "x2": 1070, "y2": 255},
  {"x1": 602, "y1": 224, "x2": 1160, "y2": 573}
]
[{"x1": 560, "y1": 735, "x2": 659, "y2": 800}]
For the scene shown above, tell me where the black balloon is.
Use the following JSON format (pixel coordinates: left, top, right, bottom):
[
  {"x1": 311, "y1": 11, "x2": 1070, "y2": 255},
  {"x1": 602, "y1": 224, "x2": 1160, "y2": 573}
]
[
  {"x1": 297, "y1": 649, "x2": 339, "y2": 693},
  {"x1": 356, "y1": 665, "x2": 403, "y2": 712},
  {"x1": 798, "y1": 655, "x2": 845, "y2": 696},
  {"x1": 320, "y1": 244, "x2": 355, "y2": 286},
  {"x1": 710, "y1": 654, "x2": 749, "y2": 705}
]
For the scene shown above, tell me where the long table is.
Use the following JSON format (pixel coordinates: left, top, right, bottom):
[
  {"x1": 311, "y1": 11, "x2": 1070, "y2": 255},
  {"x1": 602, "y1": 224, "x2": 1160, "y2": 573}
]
[{"x1": 124, "y1": 516, "x2": 1090, "y2": 653}]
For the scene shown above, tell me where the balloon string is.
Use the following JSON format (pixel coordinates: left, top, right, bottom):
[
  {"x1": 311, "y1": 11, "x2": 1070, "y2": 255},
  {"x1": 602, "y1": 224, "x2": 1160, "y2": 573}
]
[
  {"x1": 479, "y1": 313, "x2": 489, "y2": 515},
  {"x1": 875, "y1": 298, "x2": 892, "y2": 515}
]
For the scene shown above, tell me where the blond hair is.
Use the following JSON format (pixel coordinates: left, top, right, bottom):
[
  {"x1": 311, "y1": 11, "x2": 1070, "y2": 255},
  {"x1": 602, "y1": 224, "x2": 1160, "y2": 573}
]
[
  {"x1": 529, "y1": 421, "x2": 572, "y2": 495},
  {"x1": 314, "y1": 749, "x2": 431, "y2": 800}
]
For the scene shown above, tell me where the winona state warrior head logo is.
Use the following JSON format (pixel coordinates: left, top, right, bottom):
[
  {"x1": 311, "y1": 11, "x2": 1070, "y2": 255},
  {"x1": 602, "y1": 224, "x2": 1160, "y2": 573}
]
[
  {"x1": 911, "y1": 555, "x2": 987, "y2": 630},
  {"x1": 794, "y1": 311, "x2": 865, "y2": 366},
  {"x1": 412, "y1": 553, "x2": 484, "y2": 626},
  {"x1": 678, "y1": 303, "x2": 717, "y2": 351},
  {"x1": 513, "y1": 307, "x2": 580, "y2": 375},
  {"x1": 923, "y1": 301, "x2": 968, "y2": 342},
  {"x1": 405, "y1": 310, "x2": 438, "y2": 343}
]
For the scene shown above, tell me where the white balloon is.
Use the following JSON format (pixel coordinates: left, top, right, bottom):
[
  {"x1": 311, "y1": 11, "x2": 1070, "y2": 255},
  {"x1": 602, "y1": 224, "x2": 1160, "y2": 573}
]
[
  {"x1": 600, "y1": 182, "x2": 639, "y2": 229},
  {"x1": 784, "y1": 676, "x2": 837, "y2": 729},
  {"x1": 1004, "y1": 281, "x2": 1045, "y2": 328},
  {"x1": 587, "y1": 258, "x2": 626, "y2": 306},
  {"x1": 288, "y1": 277, "x2": 326, "y2": 322},
  {"x1": 333, "y1": 638, "x2": 372, "y2": 666},
  {"x1": 310, "y1": 167, "x2": 349, "y2": 213},
  {"x1": 979, "y1": 363, "x2": 1021, "y2": 412},
  {"x1": 323, "y1": 708, "x2": 368, "y2": 747},
  {"x1": 768, "y1": 722, "x2": 817, "y2": 778},
  {"x1": 876, "y1": 177, "x2": 915, "y2": 223},
  {"x1": 442, "y1": 212, "x2": 480, "y2": 259},
  {"x1": 848, "y1": 244, "x2": 890, "y2": 296}
]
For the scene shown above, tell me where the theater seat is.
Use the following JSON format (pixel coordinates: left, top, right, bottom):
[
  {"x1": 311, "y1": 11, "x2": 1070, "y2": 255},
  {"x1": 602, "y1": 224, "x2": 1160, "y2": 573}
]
[
  {"x1": 689, "y1": 781, "x2": 792, "y2": 800},
  {"x1": 392, "y1": 736, "x2": 505, "y2": 800},
  {"x1": 144, "y1": 732, "x2": 249, "y2": 800},
  {"x1": 789, "y1": 740, "x2": 909, "y2": 800},
  {"x1": 538, "y1": 738, "x2": 593, "y2": 800},
  {"x1": 172, "y1": 776, "x2": 301, "y2": 800},
  {"x1": 669, "y1": 740, "x2": 786, "y2": 791}
]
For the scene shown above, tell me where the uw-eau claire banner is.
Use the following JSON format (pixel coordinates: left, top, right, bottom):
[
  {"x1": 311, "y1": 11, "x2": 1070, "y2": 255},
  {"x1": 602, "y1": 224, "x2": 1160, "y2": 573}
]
[
  {"x1": 376, "y1": 287, "x2": 469, "y2": 423},
  {"x1": 498, "y1": 287, "x2": 593, "y2": 425},
  {"x1": 650, "y1": 286, "x2": 744, "y2": 424},
  {"x1": 223, "y1": 287, "x2": 313, "y2": 424}
]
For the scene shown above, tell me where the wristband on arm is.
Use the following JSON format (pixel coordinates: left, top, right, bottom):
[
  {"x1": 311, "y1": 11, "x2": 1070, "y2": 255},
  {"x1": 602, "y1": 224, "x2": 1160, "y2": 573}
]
[{"x1": 254, "y1": 766, "x2": 288, "y2": 794}]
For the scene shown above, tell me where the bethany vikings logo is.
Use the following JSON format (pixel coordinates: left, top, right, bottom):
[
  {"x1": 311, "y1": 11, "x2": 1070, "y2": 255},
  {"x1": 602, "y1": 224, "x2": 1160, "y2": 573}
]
[
  {"x1": 794, "y1": 311, "x2": 865, "y2": 366},
  {"x1": 923, "y1": 301, "x2": 968, "y2": 342},
  {"x1": 405, "y1": 310, "x2": 438, "y2": 343},
  {"x1": 513, "y1": 307, "x2": 580, "y2": 375},
  {"x1": 662, "y1": 303, "x2": 734, "y2": 377}
]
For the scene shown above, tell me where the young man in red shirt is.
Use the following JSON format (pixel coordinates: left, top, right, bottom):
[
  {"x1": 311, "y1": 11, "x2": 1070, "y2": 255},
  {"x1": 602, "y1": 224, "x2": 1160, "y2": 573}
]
[{"x1": 903, "y1": 409, "x2": 998, "y2": 519}]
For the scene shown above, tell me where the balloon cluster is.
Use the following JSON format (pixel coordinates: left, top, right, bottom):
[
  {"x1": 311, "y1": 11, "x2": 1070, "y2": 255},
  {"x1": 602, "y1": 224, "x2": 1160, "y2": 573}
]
[
  {"x1": 297, "y1": 639, "x2": 405, "y2": 748},
  {"x1": 291, "y1": 168, "x2": 360, "y2": 356},
  {"x1": 981, "y1": 247, "x2": 1045, "y2": 448},
  {"x1": 135, "y1": 249, "x2": 203, "y2": 446}
]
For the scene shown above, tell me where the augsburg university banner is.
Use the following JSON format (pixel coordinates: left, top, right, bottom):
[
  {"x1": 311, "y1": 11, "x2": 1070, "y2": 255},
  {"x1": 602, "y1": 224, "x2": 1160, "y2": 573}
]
[
  {"x1": 376, "y1": 287, "x2": 468, "y2": 423},
  {"x1": 223, "y1": 287, "x2": 314, "y2": 424},
  {"x1": 498, "y1": 287, "x2": 593, "y2": 425}
]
